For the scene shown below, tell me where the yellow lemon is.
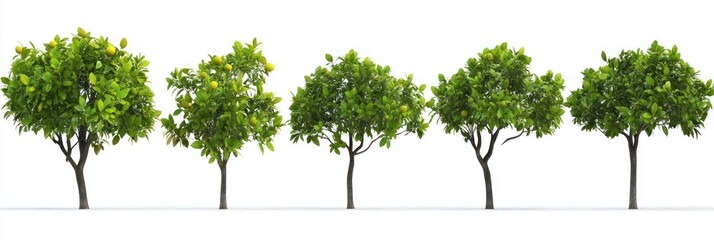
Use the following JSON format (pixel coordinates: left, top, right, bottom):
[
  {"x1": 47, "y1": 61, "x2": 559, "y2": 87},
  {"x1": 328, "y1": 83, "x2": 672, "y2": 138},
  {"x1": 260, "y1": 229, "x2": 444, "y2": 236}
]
[
  {"x1": 212, "y1": 56, "x2": 222, "y2": 65},
  {"x1": 265, "y1": 63, "x2": 275, "y2": 72},
  {"x1": 106, "y1": 45, "x2": 117, "y2": 56}
]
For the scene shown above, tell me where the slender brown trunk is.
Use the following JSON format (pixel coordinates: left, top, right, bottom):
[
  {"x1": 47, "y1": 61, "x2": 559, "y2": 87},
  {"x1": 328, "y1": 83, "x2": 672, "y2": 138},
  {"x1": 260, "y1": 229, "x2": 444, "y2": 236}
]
[
  {"x1": 480, "y1": 161, "x2": 494, "y2": 209},
  {"x1": 73, "y1": 165, "x2": 89, "y2": 209},
  {"x1": 627, "y1": 138, "x2": 638, "y2": 209},
  {"x1": 75, "y1": 130, "x2": 90, "y2": 210},
  {"x1": 346, "y1": 152, "x2": 355, "y2": 209},
  {"x1": 219, "y1": 162, "x2": 228, "y2": 209}
]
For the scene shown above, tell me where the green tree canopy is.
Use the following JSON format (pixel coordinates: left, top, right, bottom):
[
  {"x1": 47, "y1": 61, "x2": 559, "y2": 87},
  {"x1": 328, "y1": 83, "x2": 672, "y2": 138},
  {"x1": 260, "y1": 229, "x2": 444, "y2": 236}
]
[
  {"x1": 289, "y1": 50, "x2": 429, "y2": 209},
  {"x1": 430, "y1": 42, "x2": 564, "y2": 209},
  {"x1": 2, "y1": 27, "x2": 161, "y2": 209},
  {"x1": 565, "y1": 40, "x2": 714, "y2": 209},
  {"x1": 161, "y1": 38, "x2": 282, "y2": 209}
]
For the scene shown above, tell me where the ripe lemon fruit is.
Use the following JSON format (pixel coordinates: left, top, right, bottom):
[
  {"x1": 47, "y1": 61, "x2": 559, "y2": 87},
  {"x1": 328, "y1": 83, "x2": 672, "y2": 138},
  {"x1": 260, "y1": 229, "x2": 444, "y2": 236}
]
[
  {"x1": 399, "y1": 105, "x2": 408, "y2": 113},
  {"x1": 224, "y1": 64, "x2": 232, "y2": 71},
  {"x1": 106, "y1": 45, "x2": 117, "y2": 56},
  {"x1": 212, "y1": 56, "x2": 222, "y2": 65},
  {"x1": 15, "y1": 45, "x2": 23, "y2": 54},
  {"x1": 265, "y1": 63, "x2": 275, "y2": 72},
  {"x1": 250, "y1": 116, "x2": 258, "y2": 126},
  {"x1": 210, "y1": 81, "x2": 218, "y2": 90},
  {"x1": 49, "y1": 41, "x2": 58, "y2": 48}
]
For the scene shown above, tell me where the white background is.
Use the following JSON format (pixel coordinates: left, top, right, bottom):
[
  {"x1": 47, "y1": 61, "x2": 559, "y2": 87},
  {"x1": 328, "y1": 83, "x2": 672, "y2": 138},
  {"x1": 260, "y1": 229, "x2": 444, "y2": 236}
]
[{"x1": 1, "y1": 0, "x2": 714, "y2": 239}]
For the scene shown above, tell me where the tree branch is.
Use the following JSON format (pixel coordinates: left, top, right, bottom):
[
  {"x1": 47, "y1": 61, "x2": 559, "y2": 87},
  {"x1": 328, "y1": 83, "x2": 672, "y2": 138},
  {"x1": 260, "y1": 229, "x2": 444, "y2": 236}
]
[
  {"x1": 354, "y1": 135, "x2": 365, "y2": 153},
  {"x1": 318, "y1": 132, "x2": 335, "y2": 146},
  {"x1": 501, "y1": 131, "x2": 525, "y2": 145},
  {"x1": 355, "y1": 136, "x2": 381, "y2": 155},
  {"x1": 54, "y1": 133, "x2": 77, "y2": 168},
  {"x1": 483, "y1": 128, "x2": 501, "y2": 161},
  {"x1": 66, "y1": 134, "x2": 74, "y2": 153},
  {"x1": 354, "y1": 129, "x2": 409, "y2": 155},
  {"x1": 472, "y1": 131, "x2": 484, "y2": 161},
  {"x1": 621, "y1": 131, "x2": 630, "y2": 139},
  {"x1": 348, "y1": 133, "x2": 354, "y2": 155}
]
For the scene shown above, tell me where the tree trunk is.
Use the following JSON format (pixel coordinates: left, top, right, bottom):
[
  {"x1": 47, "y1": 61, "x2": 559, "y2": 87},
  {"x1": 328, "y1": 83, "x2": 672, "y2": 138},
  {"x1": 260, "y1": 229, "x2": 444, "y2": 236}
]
[
  {"x1": 480, "y1": 161, "x2": 494, "y2": 209},
  {"x1": 627, "y1": 140, "x2": 638, "y2": 210},
  {"x1": 346, "y1": 152, "x2": 355, "y2": 209},
  {"x1": 219, "y1": 162, "x2": 228, "y2": 209},
  {"x1": 73, "y1": 165, "x2": 89, "y2": 209}
]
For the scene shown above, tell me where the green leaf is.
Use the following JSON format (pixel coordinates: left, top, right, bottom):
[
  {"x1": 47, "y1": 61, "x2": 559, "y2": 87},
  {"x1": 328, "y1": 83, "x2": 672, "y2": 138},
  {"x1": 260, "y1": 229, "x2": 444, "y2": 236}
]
[
  {"x1": 118, "y1": 89, "x2": 129, "y2": 99},
  {"x1": 96, "y1": 61, "x2": 103, "y2": 69},
  {"x1": 641, "y1": 112, "x2": 652, "y2": 119},
  {"x1": 419, "y1": 84, "x2": 426, "y2": 91},
  {"x1": 325, "y1": 54, "x2": 333, "y2": 62},
  {"x1": 645, "y1": 76, "x2": 654, "y2": 86},
  {"x1": 138, "y1": 60, "x2": 150, "y2": 69},
  {"x1": 425, "y1": 99, "x2": 434, "y2": 108},
  {"x1": 191, "y1": 141, "x2": 203, "y2": 149},
  {"x1": 601, "y1": 51, "x2": 607, "y2": 61},
  {"x1": 89, "y1": 73, "x2": 97, "y2": 85},
  {"x1": 112, "y1": 135, "x2": 120, "y2": 145},
  {"x1": 266, "y1": 141, "x2": 275, "y2": 152},
  {"x1": 79, "y1": 96, "x2": 86, "y2": 107},
  {"x1": 97, "y1": 99, "x2": 105, "y2": 112},
  {"x1": 379, "y1": 137, "x2": 387, "y2": 147},
  {"x1": 19, "y1": 74, "x2": 29, "y2": 85}
]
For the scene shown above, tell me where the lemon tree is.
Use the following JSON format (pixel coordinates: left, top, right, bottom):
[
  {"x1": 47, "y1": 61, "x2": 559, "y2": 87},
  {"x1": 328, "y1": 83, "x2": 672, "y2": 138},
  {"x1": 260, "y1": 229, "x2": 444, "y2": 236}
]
[
  {"x1": 430, "y1": 43, "x2": 565, "y2": 209},
  {"x1": 289, "y1": 50, "x2": 429, "y2": 209},
  {"x1": 1, "y1": 28, "x2": 160, "y2": 209},
  {"x1": 161, "y1": 39, "x2": 282, "y2": 209},
  {"x1": 565, "y1": 41, "x2": 714, "y2": 209}
]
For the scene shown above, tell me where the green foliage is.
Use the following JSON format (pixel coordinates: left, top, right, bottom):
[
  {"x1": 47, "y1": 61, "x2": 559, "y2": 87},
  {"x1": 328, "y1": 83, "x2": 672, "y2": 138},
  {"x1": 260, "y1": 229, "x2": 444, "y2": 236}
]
[
  {"x1": 161, "y1": 39, "x2": 283, "y2": 164},
  {"x1": 2, "y1": 28, "x2": 160, "y2": 152},
  {"x1": 565, "y1": 41, "x2": 713, "y2": 138},
  {"x1": 431, "y1": 42, "x2": 565, "y2": 143},
  {"x1": 289, "y1": 50, "x2": 428, "y2": 155}
]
